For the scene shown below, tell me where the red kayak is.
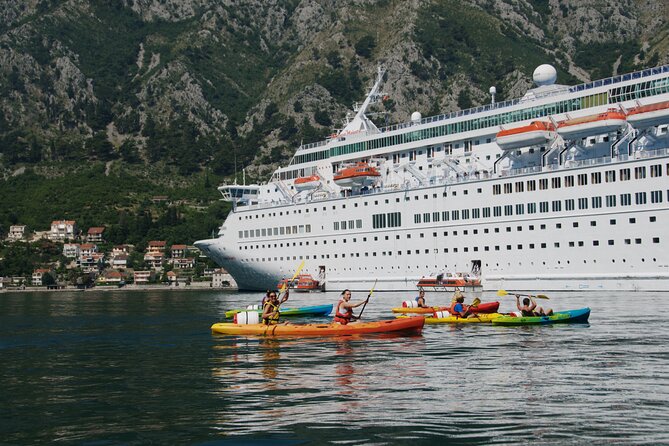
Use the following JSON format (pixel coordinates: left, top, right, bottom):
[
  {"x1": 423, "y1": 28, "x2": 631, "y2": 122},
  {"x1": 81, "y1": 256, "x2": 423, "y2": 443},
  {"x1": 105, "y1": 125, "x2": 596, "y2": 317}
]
[{"x1": 392, "y1": 301, "x2": 500, "y2": 314}]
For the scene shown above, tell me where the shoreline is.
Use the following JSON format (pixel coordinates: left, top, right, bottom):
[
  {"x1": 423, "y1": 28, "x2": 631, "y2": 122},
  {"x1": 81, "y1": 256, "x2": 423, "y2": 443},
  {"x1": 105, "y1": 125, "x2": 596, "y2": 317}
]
[{"x1": 0, "y1": 284, "x2": 238, "y2": 293}]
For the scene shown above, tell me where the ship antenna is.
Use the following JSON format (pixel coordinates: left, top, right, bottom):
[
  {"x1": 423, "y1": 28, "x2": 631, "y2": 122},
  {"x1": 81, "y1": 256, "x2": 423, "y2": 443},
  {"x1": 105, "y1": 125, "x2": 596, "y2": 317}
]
[{"x1": 234, "y1": 153, "x2": 238, "y2": 185}]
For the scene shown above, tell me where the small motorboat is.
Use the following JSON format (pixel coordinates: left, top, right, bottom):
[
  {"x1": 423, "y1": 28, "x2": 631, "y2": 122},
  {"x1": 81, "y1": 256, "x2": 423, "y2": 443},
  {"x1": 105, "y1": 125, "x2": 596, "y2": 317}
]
[
  {"x1": 294, "y1": 274, "x2": 321, "y2": 292},
  {"x1": 416, "y1": 274, "x2": 481, "y2": 289}
]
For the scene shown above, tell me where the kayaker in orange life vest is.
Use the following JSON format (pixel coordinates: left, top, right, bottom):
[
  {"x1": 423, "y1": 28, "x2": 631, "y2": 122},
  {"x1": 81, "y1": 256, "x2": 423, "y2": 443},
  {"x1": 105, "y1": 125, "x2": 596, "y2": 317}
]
[
  {"x1": 449, "y1": 291, "x2": 472, "y2": 318},
  {"x1": 334, "y1": 289, "x2": 368, "y2": 325}
]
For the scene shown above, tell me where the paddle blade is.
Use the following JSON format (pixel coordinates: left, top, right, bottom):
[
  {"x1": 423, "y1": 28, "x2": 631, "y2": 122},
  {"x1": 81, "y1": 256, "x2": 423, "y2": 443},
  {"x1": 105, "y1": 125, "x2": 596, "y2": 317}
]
[
  {"x1": 471, "y1": 297, "x2": 481, "y2": 306},
  {"x1": 280, "y1": 260, "x2": 306, "y2": 293},
  {"x1": 536, "y1": 294, "x2": 550, "y2": 300},
  {"x1": 496, "y1": 289, "x2": 509, "y2": 297}
]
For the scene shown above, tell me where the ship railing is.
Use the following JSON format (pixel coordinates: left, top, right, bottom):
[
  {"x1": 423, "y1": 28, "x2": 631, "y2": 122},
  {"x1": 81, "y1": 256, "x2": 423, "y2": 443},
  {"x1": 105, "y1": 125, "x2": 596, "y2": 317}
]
[
  {"x1": 295, "y1": 64, "x2": 669, "y2": 150},
  {"x1": 500, "y1": 165, "x2": 543, "y2": 177},
  {"x1": 239, "y1": 146, "x2": 669, "y2": 212}
]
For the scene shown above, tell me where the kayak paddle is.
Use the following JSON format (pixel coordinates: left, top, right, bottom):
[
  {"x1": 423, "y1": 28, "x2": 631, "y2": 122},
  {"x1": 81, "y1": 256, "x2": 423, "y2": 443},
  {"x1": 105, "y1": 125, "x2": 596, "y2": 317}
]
[
  {"x1": 279, "y1": 260, "x2": 305, "y2": 296},
  {"x1": 357, "y1": 279, "x2": 378, "y2": 320},
  {"x1": 497, "y1": 289, "x2": 549, "y2": 300}
]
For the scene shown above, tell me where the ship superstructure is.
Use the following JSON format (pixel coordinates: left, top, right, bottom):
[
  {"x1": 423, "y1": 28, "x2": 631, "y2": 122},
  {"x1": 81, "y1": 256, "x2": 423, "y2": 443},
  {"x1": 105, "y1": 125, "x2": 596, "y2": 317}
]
[{"x1": 196, "y1": 64, "x2": 669, "y2": 291}]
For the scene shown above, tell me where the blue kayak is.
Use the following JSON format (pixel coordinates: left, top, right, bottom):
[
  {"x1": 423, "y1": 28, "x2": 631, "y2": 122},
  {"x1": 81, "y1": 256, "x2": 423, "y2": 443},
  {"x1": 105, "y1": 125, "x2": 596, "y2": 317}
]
[
  {"x1": 491, "y1": 308, "x2": 591, "y2": 326},
  {"x1": 225, "y1": 304, "x2": 333, "y2": 319}
]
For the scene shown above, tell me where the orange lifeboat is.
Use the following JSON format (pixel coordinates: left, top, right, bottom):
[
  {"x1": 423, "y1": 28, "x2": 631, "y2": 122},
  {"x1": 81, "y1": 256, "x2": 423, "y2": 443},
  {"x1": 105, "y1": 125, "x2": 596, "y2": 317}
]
[
  {"x1": 333, "y1": 162, "x2": 380, "y2": 189},
  {"x1": 294, "y1": 274, "x2": 321, "y2": 292},
  {"x1": 496, "y1": 121, "x2": 556, "y2": 150},
  {"x1": 276, "y1": 278, "x2": 295, "y2": 290},
  {"x1": 416, "y1": 274, "x2": 481, "y2": 289},
  {"x1": 557, "y1": 109, "x2": 627, "y2": 140},
  {"x1": 626, "y1": 100, "x2": 669, "y2": 129},
  {"x1": 294, "y1": 175, "x2": 321, "y2": 192}
]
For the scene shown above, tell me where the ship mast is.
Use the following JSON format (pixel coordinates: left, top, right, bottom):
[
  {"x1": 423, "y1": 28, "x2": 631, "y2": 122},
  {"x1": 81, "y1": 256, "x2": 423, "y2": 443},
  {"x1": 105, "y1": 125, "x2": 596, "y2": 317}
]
[{"x1": 338, "y1": 66, "x2": 385, "y2": 135}]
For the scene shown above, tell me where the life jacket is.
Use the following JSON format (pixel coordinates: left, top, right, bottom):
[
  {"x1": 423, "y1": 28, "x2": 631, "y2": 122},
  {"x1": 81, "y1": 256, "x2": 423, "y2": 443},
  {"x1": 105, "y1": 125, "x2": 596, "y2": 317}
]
[
  {"x1": 334, "y1": 299, "x2": 353, "y2": 325},
  {"x1": 262, "y1": 300, "x2": 280, "y2": 325},
  {"x1": 449, "y1": 301, "x2": 468, "y2": 317},
  {"x1": 521, "y1": 308, "x2": 535, "y2": 317}
]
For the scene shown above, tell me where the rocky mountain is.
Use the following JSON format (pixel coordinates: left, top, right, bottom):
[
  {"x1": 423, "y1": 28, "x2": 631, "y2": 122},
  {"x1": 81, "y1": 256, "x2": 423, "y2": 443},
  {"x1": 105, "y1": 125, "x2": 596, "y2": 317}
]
[{"x1": 0, "y1": 0, "x2": 667, "y2": 230}]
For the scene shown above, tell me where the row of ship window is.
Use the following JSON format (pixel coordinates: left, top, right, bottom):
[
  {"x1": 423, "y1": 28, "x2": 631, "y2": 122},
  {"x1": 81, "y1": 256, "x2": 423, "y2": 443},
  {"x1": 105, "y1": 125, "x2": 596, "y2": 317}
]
[
  {"x1": 239, "y1": 224, "x2": 312, "y2": 240},
  {"x1": 240, "y1": 164, "x2": 667, "y2": 228},
  {"x1": 492, "y1": 164, "x2": 666, "y2": 195},
  {"x1": 414, "y1": 191, "x2": 666, "y2": 224},
  {"x1": 240, "y1": 216, "x2": 658, "y2": 254},
  {"x1": 239, "y1": 234, "x2": 660, "y2": 263}
]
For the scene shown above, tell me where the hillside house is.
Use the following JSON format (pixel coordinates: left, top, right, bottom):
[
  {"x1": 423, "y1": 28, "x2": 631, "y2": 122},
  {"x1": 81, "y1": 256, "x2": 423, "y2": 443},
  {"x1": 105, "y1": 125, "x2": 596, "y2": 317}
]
[
  {"x1": 171, "y1": 244, "x2": 187, "y2": 258},
  {"x1": 173, "y1": 257, "x2": 195, "y2": 269},
  {"x1": 7, "y1": 225, "x2": 26, "y2": 241},
  {"x1": 63, "y1": 243, "x2": 81, "y2": 258},
  {"x1": 50, "y1": 220, "x2": 77, "y2": 241},
  {"x1": 86, "y1": 227, "x2": 105, "y2": 243},
  {"x1": 32, "y1": 268, "x2": 53, "y2": 286},
  {"x1": 133, "y1": 270, "x2": 153, "y2": 285},
  {"x1": 147, "y1": 240, "x2": 166, "y2": 254}
]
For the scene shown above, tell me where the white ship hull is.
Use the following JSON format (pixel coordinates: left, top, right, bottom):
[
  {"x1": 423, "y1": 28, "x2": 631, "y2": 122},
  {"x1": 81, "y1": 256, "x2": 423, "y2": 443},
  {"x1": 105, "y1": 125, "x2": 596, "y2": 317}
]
[{"x1": 196, "y1": 65, "x2": 669, "y2": 292}]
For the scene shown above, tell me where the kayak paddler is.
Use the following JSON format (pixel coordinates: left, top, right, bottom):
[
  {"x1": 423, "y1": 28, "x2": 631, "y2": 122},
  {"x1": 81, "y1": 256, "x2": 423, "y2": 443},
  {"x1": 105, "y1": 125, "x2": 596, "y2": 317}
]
[
  {"x1": 516, "y1": 294, "x2": 553, "y2": 316},
  {"x1": 449, "y1": 290, "x2": 472, "y2": 318},
  {"x1": 415, "y1": 289, "x2": 428, "y2": 308},
  {"x1": 262, "y1": 290, "x2": 289, "y2": 325},
  {"x1": 334, "y1": 289, "x2": 367, "y2": 325}
]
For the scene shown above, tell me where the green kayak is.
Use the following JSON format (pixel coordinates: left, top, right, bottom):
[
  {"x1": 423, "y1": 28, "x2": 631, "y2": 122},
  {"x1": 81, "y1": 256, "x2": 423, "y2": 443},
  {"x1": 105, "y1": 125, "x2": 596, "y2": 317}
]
[
  {"x1": 224, "y1": 304, "x2": 333, "y2": 319},
  {"x1": 492, "y1": 308, "x2": 590, "y2": 326}
]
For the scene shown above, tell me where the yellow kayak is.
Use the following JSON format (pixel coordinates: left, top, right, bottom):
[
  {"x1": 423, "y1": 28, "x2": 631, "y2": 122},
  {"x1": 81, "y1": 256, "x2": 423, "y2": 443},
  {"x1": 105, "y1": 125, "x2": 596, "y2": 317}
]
[{"x1": 423, "y1": 312, "x2": 503, "y2": 324}]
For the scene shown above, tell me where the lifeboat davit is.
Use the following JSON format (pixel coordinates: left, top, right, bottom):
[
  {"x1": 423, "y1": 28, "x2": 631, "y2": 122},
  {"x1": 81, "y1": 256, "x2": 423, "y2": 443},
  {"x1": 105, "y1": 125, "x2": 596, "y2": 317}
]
[
  {"x1": 557, "y1": 109, "x2": 627, "y2": 140},
  {"x1": 294, "y1": 175, "x2": 321, "y2": 192},
  {"x1": 626, "y1": 100, "x2": 669, "y2": 129},
  {"x1": 333, "y1": 162, "x2": 380, "y2": 189},
  {"x1": 496, "y1": 121, "x2": 556, "y2": 150}
]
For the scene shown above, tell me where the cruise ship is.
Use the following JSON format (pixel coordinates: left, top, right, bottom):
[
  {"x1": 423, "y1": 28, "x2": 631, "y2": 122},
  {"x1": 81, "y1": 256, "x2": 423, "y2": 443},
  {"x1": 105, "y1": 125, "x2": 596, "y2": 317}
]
[{"x1": 195, "y1": 64, "x2": 669, "y2": 292}]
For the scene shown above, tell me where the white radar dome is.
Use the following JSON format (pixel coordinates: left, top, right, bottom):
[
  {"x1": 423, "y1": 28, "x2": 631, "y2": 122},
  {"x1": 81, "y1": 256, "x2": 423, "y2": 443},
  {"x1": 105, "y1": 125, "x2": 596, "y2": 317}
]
[
  {"x1": 489, "y1": 86, "x2": 497, "y2": 94},
  {"x1": 533, "y1": 64, "x2": 557, "y2": 86},
  {"x1": 411, "y1": 111, "x2": 422, "y2": 122}
]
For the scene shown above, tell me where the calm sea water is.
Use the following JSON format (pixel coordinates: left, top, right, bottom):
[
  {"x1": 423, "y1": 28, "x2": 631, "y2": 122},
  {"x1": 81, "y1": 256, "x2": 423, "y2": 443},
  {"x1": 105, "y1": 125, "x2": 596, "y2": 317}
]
[{"x1": 1, "y1": 289, "x2": 668, "y2": 445}]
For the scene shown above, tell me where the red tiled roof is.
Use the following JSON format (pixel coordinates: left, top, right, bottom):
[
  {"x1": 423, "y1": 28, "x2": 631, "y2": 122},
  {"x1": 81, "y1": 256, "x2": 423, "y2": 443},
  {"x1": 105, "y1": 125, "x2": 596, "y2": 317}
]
[
  {"x1": 51, "y1": 220, "x2": 76, "y2": 225},
  {"x1": 148, "y1": 241, "x2": 167, "y2": 247},
  {"x1": 87, "y1": 227, "x2": 105, "y2": 234},
  {"x1": 171, "y1": 244, "x2": 187, "y2": 250}
]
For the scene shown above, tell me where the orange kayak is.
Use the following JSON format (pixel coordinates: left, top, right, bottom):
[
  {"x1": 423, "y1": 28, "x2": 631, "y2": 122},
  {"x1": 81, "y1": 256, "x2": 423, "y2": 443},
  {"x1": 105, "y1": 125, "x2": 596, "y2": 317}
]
[{"x1": 211, "y1": 317, "x2": 425, "y2": 336}]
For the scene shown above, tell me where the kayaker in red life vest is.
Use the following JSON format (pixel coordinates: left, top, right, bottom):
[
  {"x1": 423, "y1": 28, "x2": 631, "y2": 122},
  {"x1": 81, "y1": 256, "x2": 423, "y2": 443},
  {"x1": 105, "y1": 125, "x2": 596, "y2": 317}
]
[
  {"x1": 516, "y1": 295, "x2": 553, "y2": 316},
  {"x1": 334, "y1": 289, "x2": 367, "y2": 325},
  {"x1": 415, "y1": 289, "x2": 428, "y2": 308}
]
